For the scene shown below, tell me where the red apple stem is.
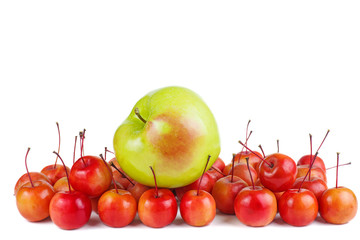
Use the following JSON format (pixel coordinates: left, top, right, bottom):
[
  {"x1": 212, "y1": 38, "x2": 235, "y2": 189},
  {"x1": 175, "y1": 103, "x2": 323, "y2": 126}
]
[
  {"x1": 244, "y1": 120, "x2": 251, "y2": 147},
  {"x1": 239, "y1": 141, "x2": 272, "y2": 167},
  {"x1": 110, "y1": 162, "x2": 135, "y2": 186},
  {"x1": 309, "y1": 134, "x2": 313, "y2": 181},
  {"x1": 53, "y1": 122, "x2": 61, "y2": 167},
  {"x1": 231, "y1": 154, "x2": 236, "y2": 183},
  {"x1": 100, "y1": 154, "x2": 118, "y2": 194},
  {"x1": 105, "y1": 149, "x2": 115, "y2": 155},
  {"x1": 298, "y1": 151, "x2": 319, "y2": 192},
  {"x1": 336, "y1": 152, "x2": 340, "y2": 188},
  {"x1": 79, "y1": 131, "x2": 86, "y2": 166},
  {"x1": 246, "y1": 157, "x2": 255, "y2": 190},
  {"x1": 258, "y1": 144, "x2": 266, "y2": 158},
  {"x1": 326, "y1": 162, "x2": 351, "y2": 170},
  {"x1": 53, "y1": 151, "x2": 71, "y2": 193},
  {"x1": 24, "y1": 147, "x2": 34, "y2": 188},
  {"x1": 237, "y1": 131, "x2": 253, "y2": 163},
  {"x1": 210, "y1": 166, "x2": 226, "y2": 176},
  {"x1": 315, "y1": 129, "x2": 330, "y2": 153},
  {"x1": 104, "y1": 147, "x2": 108, "y2": 161},
  {"x1": 73, "y1": 136, "x2": 77, "y2": 164},
  {"x1": 197, "y1": 155, "x2": 211, "y2": 196},
  {"x1": 134, "y1": 107, "x2": 147, "y2": 124},
  {"x1": 149, "y1": 166, "x2": 159, "y2": 198}
]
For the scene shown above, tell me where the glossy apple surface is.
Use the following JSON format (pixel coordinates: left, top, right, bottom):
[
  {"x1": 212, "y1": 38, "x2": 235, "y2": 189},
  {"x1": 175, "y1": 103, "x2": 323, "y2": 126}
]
[{"x1": 113, "y1": 86, "x2": 220, "y2": 188}]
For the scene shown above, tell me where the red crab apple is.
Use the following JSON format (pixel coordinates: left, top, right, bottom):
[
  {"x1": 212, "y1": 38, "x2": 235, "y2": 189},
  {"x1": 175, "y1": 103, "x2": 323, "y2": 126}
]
[
  {"x1": 16, "y1": 148, "x2": 55, "y2": 222},
  {"x1": 239, "y1": 141, "x2": 297, "y2": 192},
  {"x1": 212, "y1": 157, "x2": 225, "y2": 172},
  {"x1": 180, "y1": 155, "x2": 216, "y2": 227},
  {"x1": 69, "y1": 131, "x2": 112, "y2": 198},
  {"x1": 49, "y1": 152, "x2": 92, "y2": 230},
  {"x1": 212, "y1": 154, "x2": 248, "y2": 214},
  {"x1": 97, "y1": 154, "x2": 137, "y2": 227},
  {"x1": 138, "y1": 166, "x2": 178, "y2": 228},
  {"x1": 319, "y1": 153, "x2": 357, "y2": 224},
  {"x1": 113, "y1": 86, "x2": 221, "y2": 188},
  {"x1": 14, "y1": 172, "x2": 51, "y2": 195},
  {"x1": 234, "y1": 158, "x2": 277, "y2": 227}
]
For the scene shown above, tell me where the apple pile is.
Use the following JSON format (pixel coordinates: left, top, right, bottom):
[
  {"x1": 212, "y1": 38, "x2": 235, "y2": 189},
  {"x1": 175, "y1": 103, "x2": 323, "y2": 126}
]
[{"x1": 14, "y1": 87, "x2": 358, "y2": 229}]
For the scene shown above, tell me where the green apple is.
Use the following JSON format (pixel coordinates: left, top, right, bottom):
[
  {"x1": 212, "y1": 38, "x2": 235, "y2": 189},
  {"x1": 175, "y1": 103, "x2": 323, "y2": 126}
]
[{"x1": 113, "y1": 86, "x2": 220, "y2": 188}]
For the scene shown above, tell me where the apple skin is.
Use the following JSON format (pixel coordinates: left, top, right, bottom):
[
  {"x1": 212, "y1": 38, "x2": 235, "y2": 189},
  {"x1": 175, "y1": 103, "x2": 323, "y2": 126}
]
[{"x1": 113, "y1": 86, "x2": 220, "y2": 188}]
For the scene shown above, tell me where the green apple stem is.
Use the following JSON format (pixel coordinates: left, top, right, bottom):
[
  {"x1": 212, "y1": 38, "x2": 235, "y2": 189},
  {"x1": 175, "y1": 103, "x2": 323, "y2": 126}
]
[
  {"x1": 336, "y1": 152, "x2": 340, "y2": 188},
  {"x1": 24, "y1": 147, "x2": 34, "y2": 188},
  {"x1": 197, "y1": 155, "x2": 211, "y2": 196},
  {"x1": 53, "y1": 151, "x2": 71, "y2": 193},
  {"x1": 110, "y1": 162, "x2": 135, "y2": 186},
  {"x1": 277, "y1": 139, "x2": 279, "y2": 153},
  {"x1": 246, "y1": 157, "x2": 255, "y2": 190},
  {"x1": 100, "y1": 154, "x2": 118, "y2": 194},
  {"x1": 298, "y1": 151, "x2": 319, "y2": 192},
  {"x1": 231, "y1": 154, "x2": 236, "y2": 183},
  {"x1": 73, "y1": 135, "x2": 77, "y2": 164},
  {"x1": 134, "y1": 107, "x2": 147, "y2": 124},
  {"x1": 149, "y1": 166, "x2": 159, "y2": 198},
  {"x1": 53, "y1": 122, "x2": 61, "y2": 167}
]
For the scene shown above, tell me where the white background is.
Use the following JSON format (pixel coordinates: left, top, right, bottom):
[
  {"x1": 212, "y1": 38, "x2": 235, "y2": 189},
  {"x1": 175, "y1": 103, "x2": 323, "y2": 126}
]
[{"x1": 1, "y1": 0, "x2": 359, "y2": 239}]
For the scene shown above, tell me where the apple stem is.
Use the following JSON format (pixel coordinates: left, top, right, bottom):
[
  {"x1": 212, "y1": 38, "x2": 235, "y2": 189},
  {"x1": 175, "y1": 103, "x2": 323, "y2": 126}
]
[
  {"x1": 134, "y1": 107, "x2": 147, "y2": 124},
  {"x1": 244, "y1": 120, "x2": 251, "y2": 147},
  {"x1": 237, "y1": 131, "x2": 253, "y2": 163},
  {"x1": 231, "y1": 154, "x2": 236, "y2": 183},
  {"x1": 239, "y1": 141, "x2": 273, "y2": 167},
  {"x1": 79, "y1": 131, "x2": 86, "y2": 166},
  {"x1": 53, "y1": 122, "x2": 61, "y2": 167},
  {"x1": 258, "y1": 144, "x2": 265, "y2": 158},
  {"x1": 210, "y1": 166, "x2": 226, "y2": 176},
  {"x1": 106, "y1": 149, "x2": 115, "y2": 155},
  {"x1": 336, "y1": 152, "x2": 340, "y2": 188},
  {"x1": 298, "y1": 151, "x2": 319, "y2": 192},
  {"x1": 246, "y1": 157, "x2": 255, "y2": 190},
  {"x1": 326, "y1": 162, "x2": 351, "y2": 170},
  {"x1": 316, "y1": 129, "x2": 330, "y2": 153},
  {"x1": 149, "y1": 166, "x2": 159, "y2": 198},
  {"x1": 53, "y1": 151, "x2": 71, "y2": 193},
  {"x1": 100, "y1": 154, "x2": 118, "y2": 194},
  {"x1": 110, "y1": 162, "x2": 135, "y2": 186},
  {"x1": 73, "y1": 135, "x2": 77, "y2": 164},
  {"x1": 277, "y1": 139, "x2": 279, "y2": 153},
  {"x1": 24, "y1": 147, "x2": 34, "y2": 188},
  {"x1": 197, "y1": 155, "x2": 211, "y2": 196},
  {"x1": 309, "y1": 134, "x2": 313, "y2": 181}
]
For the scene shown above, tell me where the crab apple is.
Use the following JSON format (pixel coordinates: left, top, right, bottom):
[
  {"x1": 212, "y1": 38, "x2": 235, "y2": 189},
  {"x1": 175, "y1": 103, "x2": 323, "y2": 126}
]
[
  {"x1": 49, "y1": 152, "x2": 92, "y2": 230},
  {"x1": 239, "y1": 142, "x2": 298, "y2": 192},
  {"x1": 113, "y1": 86, "x2": 220, "y2": 188},
  {"x1": 234, "y1": 158, "x2": 277, "y2": 227},
  {"x1": 70, "y1": 155, "x2": 112, "y2": 198},
  {"x1": 234, "y1": 151, "x2": 263, "y2": 171},
  {"x1": 53, "y1": 176, "x2": 74, "y2": 192},
  {"x1": 138, "y1": 167, "x2": 178, "y2": 228},
  {"x1": 127, "y1": 181, "x2": 150, "y2": 202},
  {"x1": 180, "y1": 155, "x2": 216, "y2": 227},
  {"x1": 293, "y1": 177, "x2": 327, "y2": 203},
  {"x1": 319, "y1": 153, "x2": 357, "y2": 224},
  {"x1": 175, "y1": 171, "x2": 215, "y2": 201},
  {"x1": 15, "y1": 148, "x2": 55, "y2": 222},
  {"x1": 212, "y1": 157, "x2": 225, "y2": 172},
  {"x1": 14, "y1": 172, "x2": 51, "y2": 195},
  {"x1": 278, "y1": 189, "x2": 318, "y2": 226},
  {"x1": 298, "y1": 155, "x2": 326, "y2": 172},
  {"x1": 297, "y1": 165, "x2": 327, "y2": 183}
]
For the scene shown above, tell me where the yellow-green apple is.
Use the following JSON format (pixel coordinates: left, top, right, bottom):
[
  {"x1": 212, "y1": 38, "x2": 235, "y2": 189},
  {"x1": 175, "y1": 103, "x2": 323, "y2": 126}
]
[{"x1": 113, "y1": 86, "x2": 220, "y2": 188}]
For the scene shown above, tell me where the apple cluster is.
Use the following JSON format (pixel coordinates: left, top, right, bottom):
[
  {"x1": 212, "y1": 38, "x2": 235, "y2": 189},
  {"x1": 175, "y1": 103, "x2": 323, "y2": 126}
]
[{"x1": 14, "y1": 122, "x2": 358, "y2": 229}]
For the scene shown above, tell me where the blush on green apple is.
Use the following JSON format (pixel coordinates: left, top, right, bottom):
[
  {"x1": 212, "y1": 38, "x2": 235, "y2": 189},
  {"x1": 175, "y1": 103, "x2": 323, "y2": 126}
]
[{"x1": 113, "y1": 86, "x2": 220, "y2": 188}]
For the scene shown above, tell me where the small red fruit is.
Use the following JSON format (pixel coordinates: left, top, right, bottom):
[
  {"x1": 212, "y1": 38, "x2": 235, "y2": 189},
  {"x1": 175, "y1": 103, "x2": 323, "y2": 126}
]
[{"x1": 138, "y1": 166, "x2": 177, "y2": 228}]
